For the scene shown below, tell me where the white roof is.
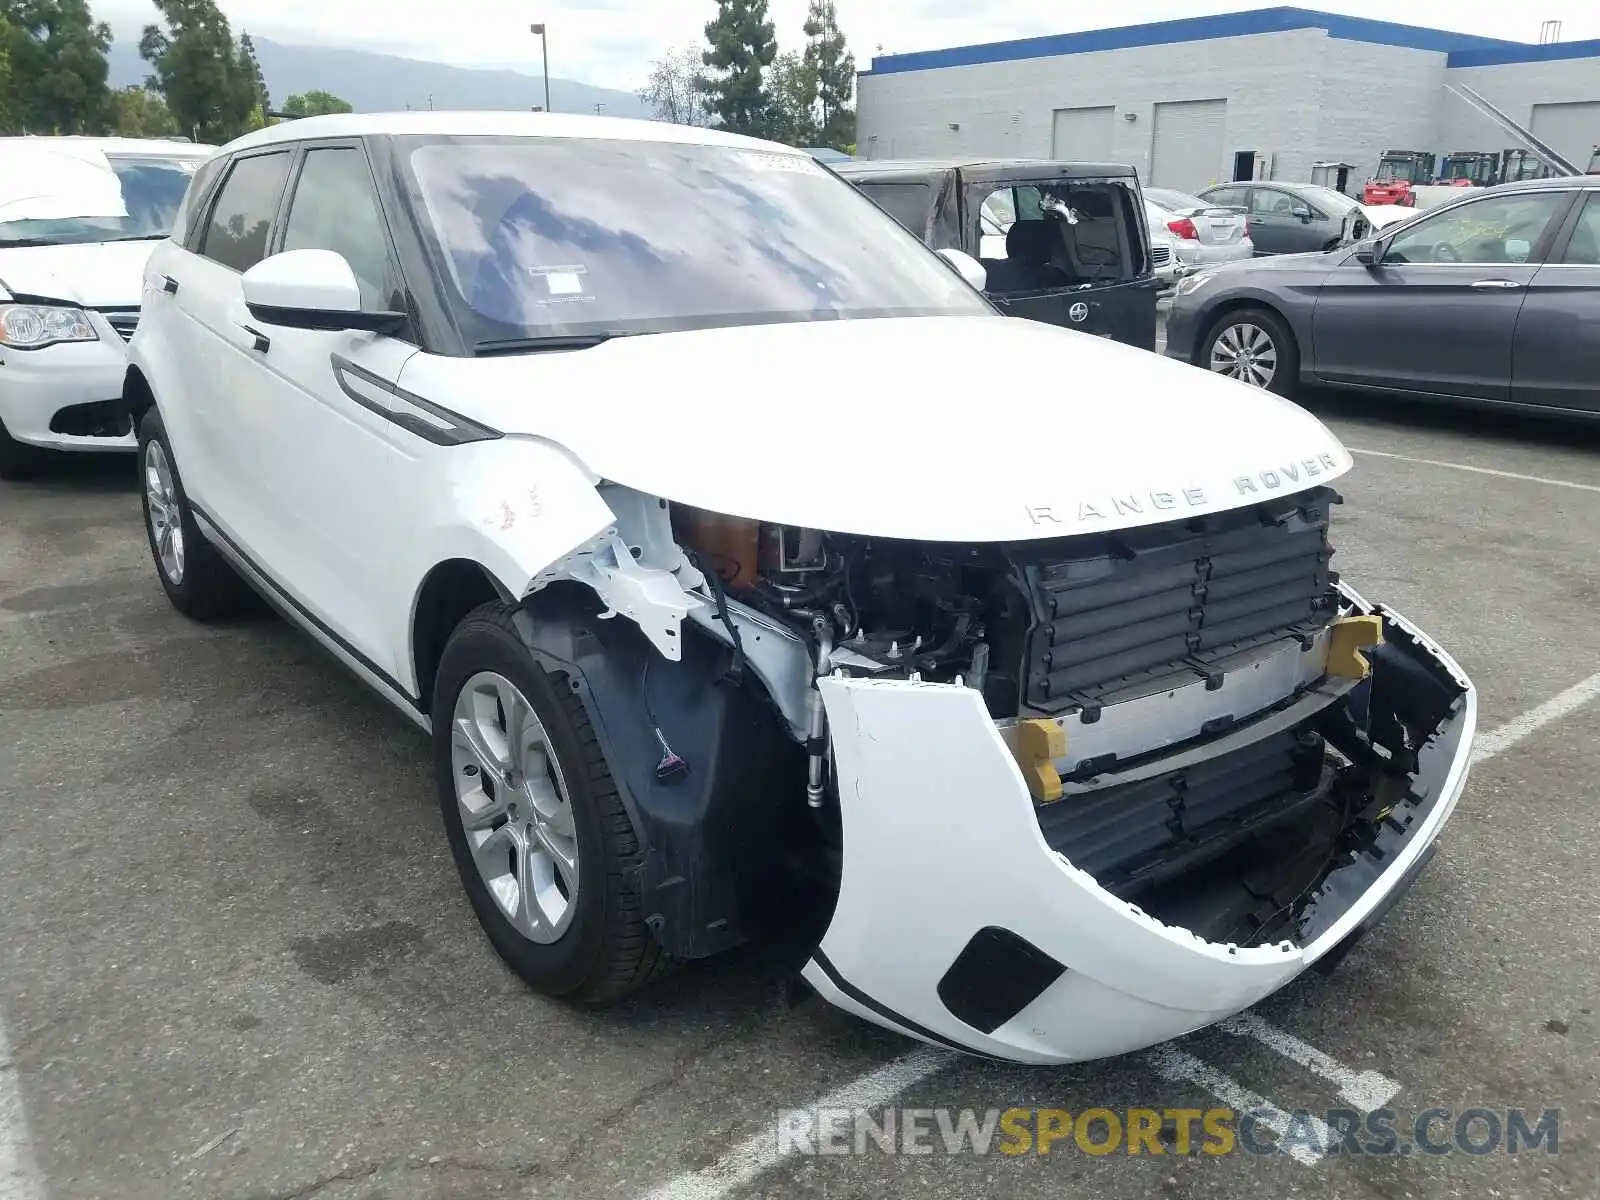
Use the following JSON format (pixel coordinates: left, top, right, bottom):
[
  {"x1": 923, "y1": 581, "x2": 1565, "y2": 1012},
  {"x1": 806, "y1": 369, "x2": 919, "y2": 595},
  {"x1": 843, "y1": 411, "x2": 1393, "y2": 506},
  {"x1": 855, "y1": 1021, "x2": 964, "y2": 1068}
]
[
  {"x1": 0, "y1": 135, "x2": 217, "y2": 159},
  {"x1": 220, "y1": 110, "x2": 807, "y2": 156}
]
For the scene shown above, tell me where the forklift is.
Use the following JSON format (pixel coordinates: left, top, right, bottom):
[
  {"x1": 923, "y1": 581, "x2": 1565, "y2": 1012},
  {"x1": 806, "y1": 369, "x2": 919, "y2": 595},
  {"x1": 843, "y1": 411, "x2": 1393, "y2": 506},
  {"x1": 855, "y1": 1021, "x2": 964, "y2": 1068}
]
[
  {"x1": 1436, "y1": 151, "x2": 1498, "y2": 187},
  {"x1": 1363, "y1": 150, "x2": 1436, "y2": 205}
]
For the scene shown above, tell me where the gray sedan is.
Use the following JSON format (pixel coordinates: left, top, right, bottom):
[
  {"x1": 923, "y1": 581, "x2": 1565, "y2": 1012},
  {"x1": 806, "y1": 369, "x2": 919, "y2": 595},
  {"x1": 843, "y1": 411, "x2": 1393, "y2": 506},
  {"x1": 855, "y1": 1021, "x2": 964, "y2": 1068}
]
[
  {"x1": 1163, "y1": 176, "x2": 1599, "y2": 416},
  {"x1": 1197, "y1": 181, "x2": 1362, "y2": 256}
]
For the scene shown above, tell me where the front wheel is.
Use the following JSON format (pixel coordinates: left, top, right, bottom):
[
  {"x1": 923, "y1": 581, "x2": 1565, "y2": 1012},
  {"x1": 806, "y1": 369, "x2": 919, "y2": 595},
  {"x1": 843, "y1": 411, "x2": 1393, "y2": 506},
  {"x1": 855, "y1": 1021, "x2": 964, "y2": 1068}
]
[
  {"x1": 433, "y1": 604, "x2": 671, "y2": 1005},
  {"x1": 1200, "y1": 307, "x2": 1299, "y2": 396}
]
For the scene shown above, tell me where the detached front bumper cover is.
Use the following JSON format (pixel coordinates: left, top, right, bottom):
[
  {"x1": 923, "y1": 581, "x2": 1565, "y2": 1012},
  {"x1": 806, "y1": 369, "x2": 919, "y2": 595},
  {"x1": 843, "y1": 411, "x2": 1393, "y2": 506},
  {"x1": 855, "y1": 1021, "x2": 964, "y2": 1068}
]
[{"x1": 802, "y1": 598, "x2": 1474, "y2": 1065}]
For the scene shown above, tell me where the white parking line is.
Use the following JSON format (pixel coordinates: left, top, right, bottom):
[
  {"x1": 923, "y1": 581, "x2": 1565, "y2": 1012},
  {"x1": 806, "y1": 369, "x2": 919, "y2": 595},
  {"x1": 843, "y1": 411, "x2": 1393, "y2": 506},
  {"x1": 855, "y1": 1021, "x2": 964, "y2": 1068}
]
[
  {"x1": 0, "y1": 1019, "x2": 45, "y2": 1200},
  {"x1": 1346, "y1": 447, "x2": 1600, "y2": 494},
  {"x1": 1218, "y1": 1012, "x2": 1400, "y2": 1110},
  {"x1": 1471, "y1": 671, "x2": 1600, "y2": 766},
  {"x1": 638, "y1": 1047, "x2": 952, "y2": 1200},
  {"x1": 1145, "y1": 1045, "x2": 1333, "y2": 1166},
  {"x1": 632, "y1": 674, "x2": 1600, "y2": 1197}
]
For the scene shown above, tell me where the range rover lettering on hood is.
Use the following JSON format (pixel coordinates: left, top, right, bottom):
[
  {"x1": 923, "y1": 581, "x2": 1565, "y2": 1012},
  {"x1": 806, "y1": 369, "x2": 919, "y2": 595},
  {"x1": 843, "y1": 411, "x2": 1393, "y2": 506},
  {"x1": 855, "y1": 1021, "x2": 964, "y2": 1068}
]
[{"x1": 1025, "y1": 452, "x2": 1343, "y2": 527}]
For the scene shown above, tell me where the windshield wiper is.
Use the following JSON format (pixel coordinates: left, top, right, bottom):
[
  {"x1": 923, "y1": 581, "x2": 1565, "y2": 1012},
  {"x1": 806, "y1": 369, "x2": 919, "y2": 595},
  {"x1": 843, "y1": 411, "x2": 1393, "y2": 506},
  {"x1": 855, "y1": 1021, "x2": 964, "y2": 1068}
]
[
  {"x1": 99, "y1": 233, "x2": 170, "y2": 243},
  {"x1": 0, "y1": 238, "x2": 65, "y2": 249},
  {"x1": 472, "y1": 332, "x2": 635, "y2": 357}
]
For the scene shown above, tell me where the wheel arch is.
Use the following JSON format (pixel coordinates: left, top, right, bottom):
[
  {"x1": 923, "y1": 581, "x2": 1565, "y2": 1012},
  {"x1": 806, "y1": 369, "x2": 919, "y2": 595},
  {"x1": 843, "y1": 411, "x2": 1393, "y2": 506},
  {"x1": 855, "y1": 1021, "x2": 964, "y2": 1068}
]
[
  {"x1": 123, "y1": 365, "x2": 157, "y2": 427},
  {"x1": 1192, "y1": 296, "x2": 1302, "y2": 369},
  {"x1": 410, "y1": 558, "x2": 515, "y2": 711}
]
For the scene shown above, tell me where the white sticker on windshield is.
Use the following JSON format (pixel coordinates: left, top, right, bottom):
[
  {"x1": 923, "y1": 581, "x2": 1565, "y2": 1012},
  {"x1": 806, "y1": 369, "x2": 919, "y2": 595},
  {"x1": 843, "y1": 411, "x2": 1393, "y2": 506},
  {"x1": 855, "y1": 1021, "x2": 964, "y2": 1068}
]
[
  {"x1": 529, "y1": 265, "x2": 586, "y2": 296},
  {"x1": 735, "y1": 150, "x2": 824, "y2": 175}
]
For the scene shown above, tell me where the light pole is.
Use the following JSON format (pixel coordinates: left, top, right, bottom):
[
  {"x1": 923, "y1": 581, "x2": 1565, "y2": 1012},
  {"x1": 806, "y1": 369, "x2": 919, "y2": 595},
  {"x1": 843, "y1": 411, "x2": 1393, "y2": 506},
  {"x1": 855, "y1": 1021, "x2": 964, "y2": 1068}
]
[{"x1": 530, "y1": 23, "x2": 551, "y2": 114}]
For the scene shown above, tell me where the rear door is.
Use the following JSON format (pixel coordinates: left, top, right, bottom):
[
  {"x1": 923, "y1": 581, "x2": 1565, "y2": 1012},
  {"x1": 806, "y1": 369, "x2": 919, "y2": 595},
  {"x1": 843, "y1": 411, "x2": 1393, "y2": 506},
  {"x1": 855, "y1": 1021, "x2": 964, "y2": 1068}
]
[
  {"x1": 969, "y1": 177, "x2": 1157, "y2": 351},
  {"x1": 1512, "y1": 188, "x2": 1600, "y2": 413},
  {"x1": 1311, "y1": 188, "x2": 1574, "y2": 399},
  {"x1": 173, "y1": 147, "x2": 296, "y2": 535}
]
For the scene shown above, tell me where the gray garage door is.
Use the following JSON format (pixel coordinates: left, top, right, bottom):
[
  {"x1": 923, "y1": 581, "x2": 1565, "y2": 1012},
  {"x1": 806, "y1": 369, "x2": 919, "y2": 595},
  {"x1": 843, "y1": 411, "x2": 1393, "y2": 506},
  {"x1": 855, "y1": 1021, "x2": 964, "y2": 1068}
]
[
  {"x1": 1531, "y1": 101, "x2": 1600, "y2": 171},
  {"x1": 1150, "y1": 98, "x2": 1227, "y2": 192},
  {"x1": 1051, "y1": 106, "x2": 1114, "y2": 160}
]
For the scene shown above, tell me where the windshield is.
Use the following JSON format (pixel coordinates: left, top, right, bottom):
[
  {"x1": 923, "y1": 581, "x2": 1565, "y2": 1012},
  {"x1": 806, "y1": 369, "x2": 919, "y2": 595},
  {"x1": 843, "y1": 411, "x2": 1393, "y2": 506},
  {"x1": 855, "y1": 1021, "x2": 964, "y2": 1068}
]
[
  {"x1": 1375, "y1": 158, "x2": 1421, "y2": 184},
  {"x1": 1297, "y1": 185, "x2": 1357, "y2": 214},
  {"x1": 0, "y1": 153, "x2": 204, "y2": 247},
  {"x1": 401, "y1": 135, "x2": 991, "y2": 344}
]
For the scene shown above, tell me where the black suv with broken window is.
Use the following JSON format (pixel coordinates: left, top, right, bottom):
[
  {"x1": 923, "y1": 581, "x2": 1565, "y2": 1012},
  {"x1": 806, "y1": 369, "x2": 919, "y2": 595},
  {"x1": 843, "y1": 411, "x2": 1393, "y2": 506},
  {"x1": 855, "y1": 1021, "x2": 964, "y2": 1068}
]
[{"x1": 834, "y1": 158, "x2": 1159, "y2": 352}]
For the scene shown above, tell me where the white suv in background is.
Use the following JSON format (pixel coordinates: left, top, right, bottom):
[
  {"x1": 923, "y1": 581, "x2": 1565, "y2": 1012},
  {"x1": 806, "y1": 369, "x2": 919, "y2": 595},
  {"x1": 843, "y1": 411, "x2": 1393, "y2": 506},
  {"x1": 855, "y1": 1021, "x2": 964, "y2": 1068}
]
[
  {"x1": 0, "y1": 136, "x2": 215, "y2": 479},
  {"x1": 123, "y1": 113, "x2": 1475, "y2": 1066}
]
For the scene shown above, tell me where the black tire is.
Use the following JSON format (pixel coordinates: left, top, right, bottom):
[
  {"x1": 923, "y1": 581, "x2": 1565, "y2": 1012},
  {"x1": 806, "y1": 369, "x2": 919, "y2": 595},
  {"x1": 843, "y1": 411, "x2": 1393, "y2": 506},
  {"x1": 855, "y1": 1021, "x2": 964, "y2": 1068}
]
[
  {"x1": 0, "y1": 417, "x2": 41, "y2": 482},
  {"x1": 137, "y1": 407, "x2": 250, "y2": 621},
  {"x1": 433, "y1": 603, "x2": 671, "y2": 1005},
  {"x1": 1199, "y1": 305, "x2": 1300, "y2": 398}
]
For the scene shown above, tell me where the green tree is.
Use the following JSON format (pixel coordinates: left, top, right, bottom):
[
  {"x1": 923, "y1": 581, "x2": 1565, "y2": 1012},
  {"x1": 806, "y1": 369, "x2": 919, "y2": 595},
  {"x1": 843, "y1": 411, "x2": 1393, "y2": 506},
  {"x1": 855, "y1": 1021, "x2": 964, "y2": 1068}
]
[
  {"x1": 700, "y1": 0, "x2": 776, "y2": 137},
  {"x1": 802, "y1": 0, "x2": 854, "y2": 149},
  {"x1": 763, "y1": 50, "x2": 817, "y2": 147},
  {"x1": 0, "y1": 12, "x2": 14, "y2": 133},
  {"x1": 282, "y1": 89, "x2": 352, "y2": 117},
  {"x1": 110, "y1": 84, "x2": 179, "y2": 137},
  {"x1": 0, "y1": 0, "x2": 112, "y2": 134},
  {"x1": 238, "y1": 30, "x2": 269, "y2": 114},
  {"x1": 140, "y1": 0, "x2": 256, "y2": 144}
]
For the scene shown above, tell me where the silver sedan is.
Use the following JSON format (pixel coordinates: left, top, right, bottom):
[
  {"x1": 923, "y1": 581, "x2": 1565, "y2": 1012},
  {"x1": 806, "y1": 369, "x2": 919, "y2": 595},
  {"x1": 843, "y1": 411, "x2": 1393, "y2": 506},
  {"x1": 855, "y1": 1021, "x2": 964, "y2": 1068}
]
[{"x1": 1144, "y1": 188, "x2": 1255, "y2": 274}]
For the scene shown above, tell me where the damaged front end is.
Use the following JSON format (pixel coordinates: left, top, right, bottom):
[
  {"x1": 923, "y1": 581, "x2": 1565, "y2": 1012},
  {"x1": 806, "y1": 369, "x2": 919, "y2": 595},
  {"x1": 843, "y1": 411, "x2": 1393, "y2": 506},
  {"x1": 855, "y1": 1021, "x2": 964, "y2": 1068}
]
[{"x1": 513, "y1": 482, "x2": 1474, "y2": 1064}]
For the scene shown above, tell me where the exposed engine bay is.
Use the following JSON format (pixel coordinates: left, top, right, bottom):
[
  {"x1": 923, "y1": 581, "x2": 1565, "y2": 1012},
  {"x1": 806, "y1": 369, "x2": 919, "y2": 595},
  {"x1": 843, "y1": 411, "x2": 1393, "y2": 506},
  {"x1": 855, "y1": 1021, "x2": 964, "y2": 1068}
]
[{"x1": 534, "y1": 483, "x2": 1468, "y2": 994}]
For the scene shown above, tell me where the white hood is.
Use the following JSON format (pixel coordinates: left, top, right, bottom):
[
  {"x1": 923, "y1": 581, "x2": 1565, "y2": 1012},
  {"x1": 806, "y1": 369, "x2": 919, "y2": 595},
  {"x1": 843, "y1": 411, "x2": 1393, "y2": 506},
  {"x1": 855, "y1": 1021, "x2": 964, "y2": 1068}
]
[
  {"x1": 0, "y1": 240, "x2": 161, "y2": 307},
  {"x1": 401, "y1": 314, "x2": 1353, "y2": 543}
]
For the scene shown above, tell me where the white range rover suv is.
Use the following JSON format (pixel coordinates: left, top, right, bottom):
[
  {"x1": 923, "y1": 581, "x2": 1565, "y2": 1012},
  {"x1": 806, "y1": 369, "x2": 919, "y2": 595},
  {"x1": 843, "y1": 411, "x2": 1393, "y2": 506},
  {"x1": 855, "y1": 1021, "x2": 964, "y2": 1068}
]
[
  {"x1": 125, "y1": 112, "x2": 1477, "y2": 1065},
  {"x1": 0, "y1": 136, "x2": 216, "y2": 478}
]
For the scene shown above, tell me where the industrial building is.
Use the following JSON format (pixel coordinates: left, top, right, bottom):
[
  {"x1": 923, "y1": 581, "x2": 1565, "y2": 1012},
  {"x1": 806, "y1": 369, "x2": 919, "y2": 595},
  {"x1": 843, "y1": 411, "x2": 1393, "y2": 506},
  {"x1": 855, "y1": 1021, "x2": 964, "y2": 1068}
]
[{"x1": 855, "y1": 7, "x2": 1600, "y2": 194}]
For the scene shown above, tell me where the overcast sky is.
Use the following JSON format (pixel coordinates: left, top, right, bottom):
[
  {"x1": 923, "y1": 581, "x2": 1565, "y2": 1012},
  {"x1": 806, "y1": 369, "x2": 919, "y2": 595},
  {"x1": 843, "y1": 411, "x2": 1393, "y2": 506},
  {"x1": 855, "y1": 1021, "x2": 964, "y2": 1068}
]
[{"x1": 90, "y1": 1, "x2": 1600, "y2": 91}]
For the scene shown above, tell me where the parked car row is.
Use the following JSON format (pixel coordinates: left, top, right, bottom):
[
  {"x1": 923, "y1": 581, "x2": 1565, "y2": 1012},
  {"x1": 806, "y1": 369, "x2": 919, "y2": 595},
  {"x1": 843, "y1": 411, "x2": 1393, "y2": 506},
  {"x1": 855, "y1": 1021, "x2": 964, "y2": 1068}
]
[
  {"x1": 0, "y1": 136, "x2": 218, "y2": 479},
  {"x1": 1, "y1": 116, "x2": 1477, "y2": 1068}
]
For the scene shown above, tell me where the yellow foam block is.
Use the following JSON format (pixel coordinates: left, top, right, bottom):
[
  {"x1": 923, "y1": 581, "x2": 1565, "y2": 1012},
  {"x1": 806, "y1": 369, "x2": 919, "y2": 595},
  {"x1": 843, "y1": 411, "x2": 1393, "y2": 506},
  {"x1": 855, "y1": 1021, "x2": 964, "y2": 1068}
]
[
  {"x1": 1013, "y1": 718, "x2": 1067, "y2": 804},
  {"x1": 1327, "y1": 613, "x2": 1385, "y2": 680}
]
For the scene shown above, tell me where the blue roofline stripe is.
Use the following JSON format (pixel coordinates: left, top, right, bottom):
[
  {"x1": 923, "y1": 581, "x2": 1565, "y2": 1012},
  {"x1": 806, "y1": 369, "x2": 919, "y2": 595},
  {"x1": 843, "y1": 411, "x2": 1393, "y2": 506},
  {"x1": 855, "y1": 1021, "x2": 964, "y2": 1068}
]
[
  {"x1": 1447, "y1": 38, "x2": 1600, "y2": 67},
  {"x1": 861, "y1": 6, "x2": 1530, "y2": 77}
]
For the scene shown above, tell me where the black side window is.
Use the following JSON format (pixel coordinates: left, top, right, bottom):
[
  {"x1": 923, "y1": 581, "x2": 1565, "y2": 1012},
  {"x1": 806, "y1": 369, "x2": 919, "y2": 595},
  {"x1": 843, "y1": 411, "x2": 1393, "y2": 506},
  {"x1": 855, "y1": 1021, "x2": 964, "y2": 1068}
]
[
  {"x1": 854, "y1": 182, "x2": 932, "y2": 239},
  {"x1": 200, "y1": 152, "x2": 293, "y2": 272},
  {"x1": 281, "y1": 147, "x2": 403, "y2": 310}
]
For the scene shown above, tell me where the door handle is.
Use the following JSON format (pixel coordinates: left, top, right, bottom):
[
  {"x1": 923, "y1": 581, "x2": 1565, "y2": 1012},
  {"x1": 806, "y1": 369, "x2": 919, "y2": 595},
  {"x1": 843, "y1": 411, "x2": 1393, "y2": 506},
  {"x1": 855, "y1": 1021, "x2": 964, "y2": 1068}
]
[
  {"x1": 241, "y1": 325, "x2": 270, "y2": 353},
  {"x1": 1470, "y1": 279, "x2": 1523, "y2": 289},
  {"x1": 161, "y1": 275, "x2": 180, "y2": 295}
]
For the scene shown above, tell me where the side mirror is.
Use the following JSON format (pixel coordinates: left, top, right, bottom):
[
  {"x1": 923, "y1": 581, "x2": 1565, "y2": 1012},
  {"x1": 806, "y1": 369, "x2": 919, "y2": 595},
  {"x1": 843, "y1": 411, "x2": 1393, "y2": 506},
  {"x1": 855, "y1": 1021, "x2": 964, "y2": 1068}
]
[
  {"x1": 938, "y1": 247, "x2": 988, "y2": 292},
  {"x1": 1291, "y1": 205, "x2": 1313, "y2": 222},
  {"x1": 242, "y1": 249, "x2": 405, "y2": 333},
  {"x1": 1353, "y1": 239, "x2": 1381, "y2": 266}
]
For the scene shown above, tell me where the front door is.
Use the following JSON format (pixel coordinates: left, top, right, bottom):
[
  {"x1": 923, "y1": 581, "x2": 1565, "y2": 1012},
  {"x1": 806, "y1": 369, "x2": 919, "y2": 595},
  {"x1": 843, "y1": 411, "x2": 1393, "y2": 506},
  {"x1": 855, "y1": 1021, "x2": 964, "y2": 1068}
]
[
  {"x1": 1310, "y1": 189, "x2": 1575, "y2": 399},
  {"x1": 1249, "y1": 188, "x2": 1335, "y2": 255},
  {"x1": 242, "y1": 141, "x2": 423, "y2": 672},
  {"x1": 1512, "y1": 188, "x2": 1600, "y2": 413}
]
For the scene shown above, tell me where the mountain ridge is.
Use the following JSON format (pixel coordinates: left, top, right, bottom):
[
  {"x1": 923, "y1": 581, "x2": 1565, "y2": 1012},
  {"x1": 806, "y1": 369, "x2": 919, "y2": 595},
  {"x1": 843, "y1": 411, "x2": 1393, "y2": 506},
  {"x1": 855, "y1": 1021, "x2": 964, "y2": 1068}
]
[{"x1": 107, "y1": 35, "x2": 651, "y2": 119}]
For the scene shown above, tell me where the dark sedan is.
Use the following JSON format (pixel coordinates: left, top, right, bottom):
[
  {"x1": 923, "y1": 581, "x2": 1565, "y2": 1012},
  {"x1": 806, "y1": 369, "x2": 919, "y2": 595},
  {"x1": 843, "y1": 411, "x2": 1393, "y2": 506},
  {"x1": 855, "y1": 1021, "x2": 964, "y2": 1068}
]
[{"x1": 1164, "y1": 176, "x2": 1599, "y2": 416}]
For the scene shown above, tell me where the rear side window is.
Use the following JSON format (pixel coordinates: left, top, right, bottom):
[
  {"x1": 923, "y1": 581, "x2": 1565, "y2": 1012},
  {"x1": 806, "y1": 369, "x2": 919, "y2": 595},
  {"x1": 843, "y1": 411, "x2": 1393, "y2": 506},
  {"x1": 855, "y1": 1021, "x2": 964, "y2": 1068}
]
[
  {"x1": 1204, "y1": 186, "x2": 1248, "y2": 208},
  {"x1": 281, "y1": 147, "x2": 402, "y2": 310},
  {"x1": 200, "y1": 151, "x2": 293, "y2": 272},
  {"x1": 853, "y1": 182, "x2": 931, "y2": 238}
]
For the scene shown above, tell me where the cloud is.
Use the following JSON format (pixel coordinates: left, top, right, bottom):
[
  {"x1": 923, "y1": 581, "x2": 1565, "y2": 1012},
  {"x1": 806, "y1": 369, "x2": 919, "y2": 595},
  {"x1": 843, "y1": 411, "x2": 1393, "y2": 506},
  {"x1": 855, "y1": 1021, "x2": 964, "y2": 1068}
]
[{"x1": 89, "y1": 0, "x2": 1600, "y2": 91}]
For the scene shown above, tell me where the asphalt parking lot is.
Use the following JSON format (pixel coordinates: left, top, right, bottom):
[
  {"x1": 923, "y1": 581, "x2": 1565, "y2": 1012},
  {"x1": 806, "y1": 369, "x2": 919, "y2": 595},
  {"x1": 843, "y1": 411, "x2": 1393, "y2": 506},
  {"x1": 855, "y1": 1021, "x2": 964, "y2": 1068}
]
[{"x1": 2, "y1": 390, "x2": 1598, "y2": 1200}]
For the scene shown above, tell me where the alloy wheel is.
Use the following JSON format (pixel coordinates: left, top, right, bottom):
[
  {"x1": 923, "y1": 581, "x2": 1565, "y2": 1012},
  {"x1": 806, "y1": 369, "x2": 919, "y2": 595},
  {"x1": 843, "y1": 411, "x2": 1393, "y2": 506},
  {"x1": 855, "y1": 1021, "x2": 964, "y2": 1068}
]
[
  {"x1": 144, "y1": 441, "x2": 186, "y2": 585},
  {"x1": 451, "y1": 671, "x2": 581, "y2": 945},
  {"x1": 1209, "y1": 321, "x2": 1279, "y2": 388}
]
